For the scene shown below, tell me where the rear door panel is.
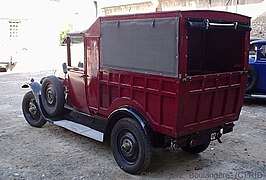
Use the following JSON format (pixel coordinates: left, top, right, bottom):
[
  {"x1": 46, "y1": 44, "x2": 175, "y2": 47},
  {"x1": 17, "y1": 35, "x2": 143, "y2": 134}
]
[{"x1": 177, "y1": 71, "x2": 246, "y2": 136}]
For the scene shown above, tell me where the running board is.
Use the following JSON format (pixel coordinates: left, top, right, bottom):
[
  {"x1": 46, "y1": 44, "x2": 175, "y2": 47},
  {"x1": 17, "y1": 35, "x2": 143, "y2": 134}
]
[
  {"x1": 53, "y1": 120, "x2": 104, "y2": 142},
  {"x1": 245, "y1": 94, "x2": 266, "y2": 99},
  {"x1": 250, "y1": 94, "x2": 266, "y2": 99}
]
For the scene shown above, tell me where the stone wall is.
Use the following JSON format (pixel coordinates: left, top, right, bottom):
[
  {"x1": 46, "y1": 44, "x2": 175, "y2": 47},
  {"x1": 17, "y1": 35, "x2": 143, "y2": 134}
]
[
  {"x1": 160, "y1": 0, "x2": 263, "y2": 9},
  {"x1": 101, "y1": 0, "x2": 266, "y2": 39},
  {"x1": 102, "y1": 2, "x2": 152, "y2": 16},
  {"x1": 251, "y1": 12, "x2": 266, "y2": 39},
  {"x1": 102, "y1": 0, "x2": 264, "y2": 15}
]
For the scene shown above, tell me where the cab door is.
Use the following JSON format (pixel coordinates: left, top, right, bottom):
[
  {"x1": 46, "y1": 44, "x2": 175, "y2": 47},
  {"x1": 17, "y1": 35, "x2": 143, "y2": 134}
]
[
  {"x1": 253, "y1": 43, "x2": 266, "y2": 92},
  {"x1": 66, "y1": 35, "x2": 90, "y2": 113}
]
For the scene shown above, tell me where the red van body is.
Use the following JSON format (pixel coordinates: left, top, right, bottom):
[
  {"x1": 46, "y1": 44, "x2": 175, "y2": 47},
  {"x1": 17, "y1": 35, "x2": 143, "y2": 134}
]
[
  {"x1": 22, "y1": 10, "x2": 251, "y2": 174},
  {"x1": 66, "y1": 10, "x2": 250, "y2": 138}
]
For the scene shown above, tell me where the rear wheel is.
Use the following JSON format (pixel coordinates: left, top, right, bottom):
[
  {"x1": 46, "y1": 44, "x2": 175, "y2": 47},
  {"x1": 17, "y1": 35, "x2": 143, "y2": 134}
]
[
  {"x1": 22, "y1": 91, "x2": 46, "y2": 127},
  {"x1": 41, "y1": 75, "x2": 64, "y2": 117},
  {"x1": 181, "y1": 141, "x2": 210, "y2": 154},
  {"x1": 111, "y1": 118, "x2": 151, "y2": 174}
]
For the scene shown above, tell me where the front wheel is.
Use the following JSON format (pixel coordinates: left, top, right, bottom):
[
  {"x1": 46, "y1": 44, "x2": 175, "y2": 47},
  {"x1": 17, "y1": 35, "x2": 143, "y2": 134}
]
[
  {"x1": 22, "y1": 91, "x2": 46, "y2": 127},
  {"x1": 111, "y1": 118, "x2": 151, "y2": 174}
]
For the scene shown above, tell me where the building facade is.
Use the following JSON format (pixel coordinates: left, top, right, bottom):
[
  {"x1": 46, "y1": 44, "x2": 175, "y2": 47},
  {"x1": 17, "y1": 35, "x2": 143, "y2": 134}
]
[{"x1": 101, "y1": 0, "x2": 265, "y2": 16}]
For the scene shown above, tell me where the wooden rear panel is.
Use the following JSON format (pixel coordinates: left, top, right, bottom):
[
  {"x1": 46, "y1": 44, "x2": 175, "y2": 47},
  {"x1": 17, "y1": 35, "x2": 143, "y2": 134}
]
[{"x1": 177, "y1": 71, "x2": 246, "y2": 137}]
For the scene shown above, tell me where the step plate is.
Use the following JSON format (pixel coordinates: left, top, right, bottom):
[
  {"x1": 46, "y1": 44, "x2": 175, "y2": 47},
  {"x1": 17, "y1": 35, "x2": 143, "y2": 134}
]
[{"x1": 54, "y1": 120, "x2": 104, "y2": 142}]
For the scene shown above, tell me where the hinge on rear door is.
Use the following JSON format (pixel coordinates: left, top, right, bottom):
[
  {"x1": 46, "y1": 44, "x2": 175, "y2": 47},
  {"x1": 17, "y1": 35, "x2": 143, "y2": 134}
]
[{"x1": 182, "y1": 76, "x2": 192, "y2": 82}]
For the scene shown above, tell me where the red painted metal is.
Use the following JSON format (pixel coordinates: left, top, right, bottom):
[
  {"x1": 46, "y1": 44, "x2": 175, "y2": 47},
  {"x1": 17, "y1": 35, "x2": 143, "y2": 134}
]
[
  {"x1": 65, "y1": 10, "x2": 250, "y2": 138},
  {"x1": 176, "y1": 71, "x2": 247, "y2": 137},
  {"x1": 98, "y1": 70, "x2": 179, "y2": 136},
  {"x1": 85, "y1": 37, "x2": 100, "y2": 112}
]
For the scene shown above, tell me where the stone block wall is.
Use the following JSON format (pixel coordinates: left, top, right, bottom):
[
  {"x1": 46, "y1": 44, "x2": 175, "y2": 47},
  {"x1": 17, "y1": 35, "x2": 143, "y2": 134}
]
[{"x1": 251, "y1": 12, "x2": 266, "y2": 39}]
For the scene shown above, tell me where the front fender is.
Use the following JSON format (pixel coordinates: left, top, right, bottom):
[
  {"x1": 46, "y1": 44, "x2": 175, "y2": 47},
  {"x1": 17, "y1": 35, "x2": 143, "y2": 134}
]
[
  {"x1": 22, "y1": 79, "x2": 42, "y2": 105},
  {"x1": 21, "y1": 79, "x2": 51, "y2": 119},
  {"x1": 22, "y1": 77, "x2": 61, "y2": 120}
]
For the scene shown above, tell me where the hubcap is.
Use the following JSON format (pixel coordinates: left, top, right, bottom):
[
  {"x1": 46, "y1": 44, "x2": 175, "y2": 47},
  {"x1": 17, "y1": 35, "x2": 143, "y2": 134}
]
[
  {"x1": 46, "y1": 85, "x2": 56, "y2": 105},
  {"x1": 121, "y1": 139, "x2": 133, "y2": 155},
  {"x1": 118, "y1": 131, "x2": 139, "y2": 164},
  {"x1": 27, "y1": 98, "x2": 40, "y2": 120},
  {"x1": 29, "y1": 100, "x2": 37, "y2": 115}
]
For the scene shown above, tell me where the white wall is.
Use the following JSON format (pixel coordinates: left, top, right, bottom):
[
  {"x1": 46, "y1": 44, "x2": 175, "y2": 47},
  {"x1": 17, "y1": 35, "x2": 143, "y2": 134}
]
[{"x1": 0, "y1": 0, "x2": 97, "y2": 72}]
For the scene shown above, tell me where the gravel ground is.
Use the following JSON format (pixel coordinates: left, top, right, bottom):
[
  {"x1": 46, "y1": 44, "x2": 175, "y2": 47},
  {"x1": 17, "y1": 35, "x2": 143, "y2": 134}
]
[{"x1": 0, "y1": 71, "x2": 265, "y2": 180}]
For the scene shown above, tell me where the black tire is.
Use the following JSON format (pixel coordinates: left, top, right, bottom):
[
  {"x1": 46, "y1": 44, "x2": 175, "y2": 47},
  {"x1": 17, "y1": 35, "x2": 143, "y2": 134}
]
[
  {"x1": 181, "y1": 141, "x2": 210, "y2": 154},
  {"x1": 22, "y1": 91, "x2": 46, "y2": 127},
  {"x1": 111, "y1": 118, "x2": 151, "y2": 174},
  {"x1": 41, "y1": 75, "x2": 65, "y2": 117},
  {"x1": 246, "y1": 65, "x2": 258, "y2": 93}
]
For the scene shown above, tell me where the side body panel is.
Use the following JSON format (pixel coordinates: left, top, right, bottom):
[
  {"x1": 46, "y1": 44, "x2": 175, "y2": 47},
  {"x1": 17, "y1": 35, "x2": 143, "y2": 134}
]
[{"x1": 98, "y1": 70, "x2": 179, "y2": 136}]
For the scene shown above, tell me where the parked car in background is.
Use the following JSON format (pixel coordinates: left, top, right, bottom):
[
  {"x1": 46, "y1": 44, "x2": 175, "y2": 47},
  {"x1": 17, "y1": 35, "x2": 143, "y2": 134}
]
[
  {"x1": 246, "y1": 39, "x2": 266, "y2": 98},
  {"x1": 250, "y1": 37, "x2": 262, "y2": 42},
  {"x1": 0, "y1": 57, "x2": 16, "y2": 72}
]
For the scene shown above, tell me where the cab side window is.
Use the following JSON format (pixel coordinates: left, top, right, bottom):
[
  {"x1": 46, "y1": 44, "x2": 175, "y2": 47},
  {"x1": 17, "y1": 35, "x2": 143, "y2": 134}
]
[{"x1": 70, "y1": 37, "x2": 84, "y2": 68}]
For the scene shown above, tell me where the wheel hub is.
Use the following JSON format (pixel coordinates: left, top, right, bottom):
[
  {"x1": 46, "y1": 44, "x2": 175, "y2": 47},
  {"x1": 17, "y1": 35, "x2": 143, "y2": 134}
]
[
  {"x1": 29, "y1": 100, "x2": 37, "y2": 115},
  {"x1": 121, "y1": 139, "x2": 133, "y2": 155},
  {"x1": 46, "y1": 86, "x2": 56, "y2": 105},
  {"x1": 118, "y1": 131, "x2": 139, "y2": 164}
]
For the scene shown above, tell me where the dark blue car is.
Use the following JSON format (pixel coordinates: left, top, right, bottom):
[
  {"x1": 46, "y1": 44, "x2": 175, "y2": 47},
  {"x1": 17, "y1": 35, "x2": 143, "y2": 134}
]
[{"x1": 246, "y1": 39, "x2": 266, "y2": 98}]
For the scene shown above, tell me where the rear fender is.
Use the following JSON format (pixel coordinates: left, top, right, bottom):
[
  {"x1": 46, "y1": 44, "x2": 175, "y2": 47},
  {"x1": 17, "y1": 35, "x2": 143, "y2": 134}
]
[{"x1": 106, "y1": 107, "x2": 153, "y2": 141}]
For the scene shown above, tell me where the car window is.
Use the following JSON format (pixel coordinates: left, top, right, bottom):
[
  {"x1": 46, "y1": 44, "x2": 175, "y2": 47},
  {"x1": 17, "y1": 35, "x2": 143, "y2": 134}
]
[
  {"x1": 260, "y1": 45, "x2": 266, "y2": 59},
  {"x1": 70, "y1": 37, "x2": 84, "y2": 68},
  {"x1": 249, "y1": 44, "x2": 256, "y2": 55}
]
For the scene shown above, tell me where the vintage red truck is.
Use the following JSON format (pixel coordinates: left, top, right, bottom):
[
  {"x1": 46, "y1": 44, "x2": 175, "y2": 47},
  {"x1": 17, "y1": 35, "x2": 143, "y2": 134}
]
[{"x1": 22, "y1": 10, "x2": 251, "y2": 174}]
